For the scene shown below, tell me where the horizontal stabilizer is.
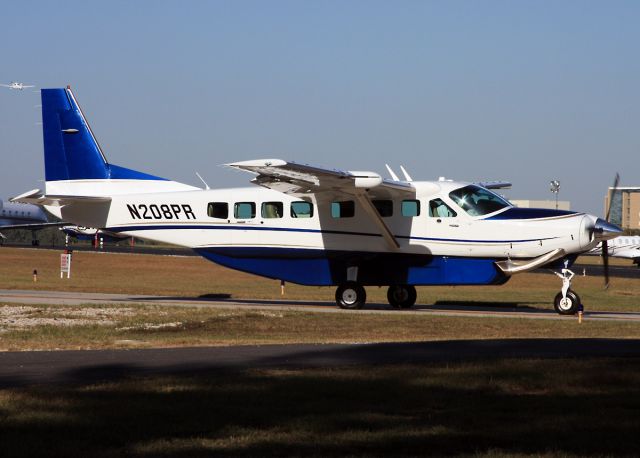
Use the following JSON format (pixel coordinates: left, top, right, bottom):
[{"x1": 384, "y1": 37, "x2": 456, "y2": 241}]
[{"x1": 11, "y1": 189, "x2": 112, "y2": 207}]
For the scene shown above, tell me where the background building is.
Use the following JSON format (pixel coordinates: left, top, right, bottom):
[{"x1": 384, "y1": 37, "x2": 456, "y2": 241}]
[
  {"x1": 510, "y1": 200, "x2": 571, "y2": 210},
  {"x1": 605, "y1": 187, "x2": 640, "y2": 230}
]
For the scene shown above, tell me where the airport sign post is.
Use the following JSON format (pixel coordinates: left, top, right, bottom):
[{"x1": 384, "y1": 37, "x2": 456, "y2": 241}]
[{"x1": 60, "y1": 252, "x2": 72, "y2": 279}]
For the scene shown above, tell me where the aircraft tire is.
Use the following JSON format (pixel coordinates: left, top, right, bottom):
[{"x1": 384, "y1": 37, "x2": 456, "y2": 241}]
[
  {"x1": 336, "y1": 282, "x2": 366, "y2": 309},
  {"x1": 553, "y1": 290, "x2": 580, "y2": 315},
  {"x1": 387, "y1": 285, "x2": 417, "y2": 309}
]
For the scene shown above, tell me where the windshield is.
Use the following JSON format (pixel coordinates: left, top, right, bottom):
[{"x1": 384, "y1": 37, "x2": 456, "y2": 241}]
[{"x1": 448, "y1": 185, "x2": 511, "y2": 216}]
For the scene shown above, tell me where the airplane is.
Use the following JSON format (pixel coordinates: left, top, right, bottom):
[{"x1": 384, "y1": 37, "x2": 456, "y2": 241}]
[
  {"x1": 588, "y1": 236, "x2": 640, "y2": 266},
  {"x1": 0, "y1": 199, "x2": 58, "y2": 244},
  {"x1": 12, "y1": 86, "x2": 623, "y2": 315},
  {"x1": 1, "y1": 81, "x2": 35, "y2": 91}
]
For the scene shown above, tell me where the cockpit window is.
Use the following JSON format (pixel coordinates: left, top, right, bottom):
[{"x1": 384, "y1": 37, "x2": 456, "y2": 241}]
[{"x1": 448, "y1": 185, "x2": 510, "y2": 216}]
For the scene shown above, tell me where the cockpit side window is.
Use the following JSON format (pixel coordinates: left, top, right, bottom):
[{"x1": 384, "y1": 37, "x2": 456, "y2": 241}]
[
  {"x1": 448, "y1": 185, "x2": 510, "y2": 216},
  {"x1": 428, "y1": 199, "x2": 457, "y2": 218}
]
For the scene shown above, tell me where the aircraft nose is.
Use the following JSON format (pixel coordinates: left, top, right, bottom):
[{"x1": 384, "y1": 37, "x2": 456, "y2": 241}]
[{"x1": 593, "y1": 217, "x2": 623, "y2": 241}]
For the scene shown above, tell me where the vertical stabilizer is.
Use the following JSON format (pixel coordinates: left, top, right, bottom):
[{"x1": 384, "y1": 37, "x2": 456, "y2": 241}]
[{"x1": 41, "y1": 87, "x2": 166, "y2": 182}]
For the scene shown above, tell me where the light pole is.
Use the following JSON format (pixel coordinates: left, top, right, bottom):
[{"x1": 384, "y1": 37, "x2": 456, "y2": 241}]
[{"x1": 550, "y1": 180, "x2": 560, "y2": 210}]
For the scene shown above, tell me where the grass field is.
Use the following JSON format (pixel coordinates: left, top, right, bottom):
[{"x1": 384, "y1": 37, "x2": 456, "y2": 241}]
[
  {"x1": 2, "y1": 248, "x2": 640, "y2": 456},
  {"x1": 1, "y1": 247, "x2": 639, "y2": 311},
  {"x1": 2, "y1": 358, "x2": 640, "y2": 457},
  {"x1": 0, "y1": 247, "x2": 639, "y2": 351}
]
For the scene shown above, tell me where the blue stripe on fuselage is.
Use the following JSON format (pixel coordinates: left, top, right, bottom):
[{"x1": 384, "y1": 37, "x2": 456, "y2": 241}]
[
  {"x1": 106, "y1": 224, "x2": 560, "y2": 244},
  {"x1": 486, "y1": 207, "x2": 578, "y2": 220}
]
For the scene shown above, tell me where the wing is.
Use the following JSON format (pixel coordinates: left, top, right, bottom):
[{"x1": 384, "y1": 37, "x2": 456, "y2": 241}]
[
  {"x1": 22, "y1": 85, "x2": 35, "y2": 88},
  {"x1": 226, "y1": 159, "x2": 414, "y2": 198},
  {"x1": 227, "y1": 159, "x2": 416, "y2": 249},
  {"x1": 0, "y1": 84, "x2": 10, "y2": 88},
  {"x1": 0, "y1": 221, "x2": 66, "y2": 230}
]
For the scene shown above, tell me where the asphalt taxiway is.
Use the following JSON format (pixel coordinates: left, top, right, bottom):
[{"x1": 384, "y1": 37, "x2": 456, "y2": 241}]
[
  {"x1": 1, "y1": 288, "x2": 640, "y2": 322},
  {"x1": 2, "y1": 339, "x2": 640, "y2": 387}
]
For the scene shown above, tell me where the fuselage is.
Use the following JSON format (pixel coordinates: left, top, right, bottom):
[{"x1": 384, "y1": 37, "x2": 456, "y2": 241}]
[
  {"x1": 0, "y1": 200, "x2": 49, "y2": 227},
  {"x1": 48, "y1": 179, "x2": 599, "y2": 286}
]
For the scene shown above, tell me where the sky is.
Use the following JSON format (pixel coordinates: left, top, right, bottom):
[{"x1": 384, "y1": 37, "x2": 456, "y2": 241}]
[{"x1": 1, "y1": 0, "x2": 638, "y2": 216}]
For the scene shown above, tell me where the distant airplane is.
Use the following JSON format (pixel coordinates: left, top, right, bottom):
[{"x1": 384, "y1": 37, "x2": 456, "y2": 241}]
[
  {"x1": 0, "y1": 200, "x2": 58, "y2": 244},
  {"x1": 588, "y1": 236, "x2": 640, "y2": 266},
  {"x1": 13, "y1": 87, "x2": 622, "y2": 315},
  {"x1": 1, "y1": 81, "x2": 35, "y2": 91}
]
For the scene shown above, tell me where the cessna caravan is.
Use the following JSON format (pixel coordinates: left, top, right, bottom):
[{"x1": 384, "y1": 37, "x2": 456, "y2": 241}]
[{"x1": 13, "y1": 87, "x2": 622, "y2": 314}]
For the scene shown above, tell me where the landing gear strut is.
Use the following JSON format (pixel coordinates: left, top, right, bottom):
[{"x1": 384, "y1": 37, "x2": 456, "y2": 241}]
[
  {"x1": 335, "y1": 282, "x2": 366, "y2": 309},
  {"x1": 553, "y1": 264, "x2": 581, "y2": 315},
  {"x1": 387, "y1": 285, "x2": 417, "y2": 309}
]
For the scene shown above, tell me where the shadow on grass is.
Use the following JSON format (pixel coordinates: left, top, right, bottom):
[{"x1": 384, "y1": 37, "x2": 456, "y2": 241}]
[{"x1": 2, "y1": 356, "x2": 640, "y2": 457}]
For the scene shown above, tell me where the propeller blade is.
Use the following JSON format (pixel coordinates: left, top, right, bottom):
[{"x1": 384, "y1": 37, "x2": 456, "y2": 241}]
[
  {"x1": 603, "y1": 240, "x2": 610, "y2": 289},
  {"x1": 605, "y1": 173, "x2": 620, "y2": 222},
  {"x1": 603, "y1": 172, "x2": 619, "y2": 290}
]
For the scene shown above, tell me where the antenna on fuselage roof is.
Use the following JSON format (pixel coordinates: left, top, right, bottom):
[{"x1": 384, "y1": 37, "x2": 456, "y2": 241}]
[
  {"x1": 195, "y1": 172, "x2": 210, "y2": 190},
  {"x1": 385, "y1": 164, "x2": 400, "y2": 181},
  {"x1": 399, "y1": 165, "x2": 413, "y2": 182}
]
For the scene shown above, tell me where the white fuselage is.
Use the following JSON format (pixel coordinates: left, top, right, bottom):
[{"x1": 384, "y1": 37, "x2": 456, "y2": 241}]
[{"x1": 50, "y1": 180, "x2": 596, "y2": 260}]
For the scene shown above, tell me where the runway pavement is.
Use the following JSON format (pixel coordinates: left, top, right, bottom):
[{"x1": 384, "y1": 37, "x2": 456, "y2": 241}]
[
  {"x1": 2, "y1": 288, "x2": 640, "y2": 322},
  {"x1": 2, "y1": 339, "x2": 640, "y2": 387}
]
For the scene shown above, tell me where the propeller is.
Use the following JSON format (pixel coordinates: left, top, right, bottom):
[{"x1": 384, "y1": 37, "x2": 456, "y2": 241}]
[{"x1": 602, "y1": 173, "x2": 620, "y2": 289}]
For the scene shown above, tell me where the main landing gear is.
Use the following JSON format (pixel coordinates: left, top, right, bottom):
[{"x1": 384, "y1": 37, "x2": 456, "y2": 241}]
[
  {"x1": 553, "y1": 264, "x2": 581, "y2": 315},
  {"x1": 387, "y1": 285, "x2": 417, "y2": 309},
  {"x1": 335, "y1": 283, "x2": 417, "y2": 310}
]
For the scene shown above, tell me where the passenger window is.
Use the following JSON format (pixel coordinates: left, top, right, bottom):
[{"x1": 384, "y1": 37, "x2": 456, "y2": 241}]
[
  {"x1": 207, "y1": 202, "x2": 228, "y2": 219},
  {"x1": 261, "y1": 202, "x2": 283, "y2": 219},
  {"x1": 331, "y1": 201, "x2": 355, "y2": 218},
  {"x1": 291, "y1": 201, "x2": 314, "y2": 218},
  {"x1": 401, "y1": 200, "x2": 420, "y2": 217},
  {"x1": 429, "y1": 199, "x2": 457, "y2": 218},
  {"x1": 234, "y1": 202, "x2": 256, "y2": 219},
  {"x1": 372, "y1": 200, "x2": 393, "y2": 217}
]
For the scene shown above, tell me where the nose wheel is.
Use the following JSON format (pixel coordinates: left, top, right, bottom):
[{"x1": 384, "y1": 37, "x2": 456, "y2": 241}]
[
  {"x1": 335, "y1": 282, "x2": 366, "y2": 309},
  {"x1": 554, "y1": 289, "x2": 581, "y2": 315},
  {"x1": 553, "y1": 265, "x2": 581, "y2": 315}
]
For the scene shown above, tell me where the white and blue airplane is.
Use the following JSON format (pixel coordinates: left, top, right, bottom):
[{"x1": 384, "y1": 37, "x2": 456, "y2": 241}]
[{"x1": 13, "y1": 87, "x2": 622, "y2": 314}]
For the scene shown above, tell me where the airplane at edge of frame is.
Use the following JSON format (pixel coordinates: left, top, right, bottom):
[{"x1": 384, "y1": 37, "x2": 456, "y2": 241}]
[{"x1": 12, "y1": 86, "x2": 623, "y2": 315}]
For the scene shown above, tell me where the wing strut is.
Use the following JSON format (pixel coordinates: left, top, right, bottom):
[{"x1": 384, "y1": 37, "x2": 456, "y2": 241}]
[{"x1": 354, "y1": 193, "x2": 400, "y2": 250}]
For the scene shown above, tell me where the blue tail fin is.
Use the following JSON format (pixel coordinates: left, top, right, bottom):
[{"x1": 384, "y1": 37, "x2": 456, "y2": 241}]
[{"x1": 42, "y1": 87, "x2": 165, "y2": 182}]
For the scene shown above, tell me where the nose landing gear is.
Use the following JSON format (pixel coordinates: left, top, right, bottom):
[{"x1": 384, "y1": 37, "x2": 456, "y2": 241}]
[{"x1": 553, "y1": 264, "x2": 581, "y2": 315}]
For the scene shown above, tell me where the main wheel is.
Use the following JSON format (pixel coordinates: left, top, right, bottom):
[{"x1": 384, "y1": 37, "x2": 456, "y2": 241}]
[
  {"x1": 387, "y1": 285, "x2": 417, "y2": 309},
  {"x1": 335, "y1": 282, "x2": 366, "y2": 309},
  {"x1": 554, "y1": 289, "x2": 581, "y2": 315}
]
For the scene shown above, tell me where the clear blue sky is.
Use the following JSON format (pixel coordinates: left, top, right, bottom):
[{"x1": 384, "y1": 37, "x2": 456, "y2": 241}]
[{"x1": 1, "y1": 0, "x2": 639, "y2": 215}]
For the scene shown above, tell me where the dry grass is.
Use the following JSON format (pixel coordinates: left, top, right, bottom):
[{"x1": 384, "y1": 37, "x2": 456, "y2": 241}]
[
  {"x1": 1, "y1": 301, "x2": 640, "y2": 351},
  {"x1": 0, "y1": 247, "x2": 639, "y2": 351},
  {"x1": 1, "y1": 247, "x2": 639, "y2": 312}
]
